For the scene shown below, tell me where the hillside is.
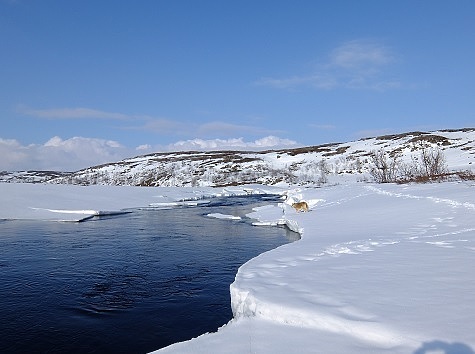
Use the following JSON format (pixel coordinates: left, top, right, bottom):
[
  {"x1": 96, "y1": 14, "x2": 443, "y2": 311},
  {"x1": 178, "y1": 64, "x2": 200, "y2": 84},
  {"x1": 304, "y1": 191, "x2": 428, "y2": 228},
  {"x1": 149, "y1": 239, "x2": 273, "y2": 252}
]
[{"x1": 1, "y1": 128, "x2": 474, "y2": 186}]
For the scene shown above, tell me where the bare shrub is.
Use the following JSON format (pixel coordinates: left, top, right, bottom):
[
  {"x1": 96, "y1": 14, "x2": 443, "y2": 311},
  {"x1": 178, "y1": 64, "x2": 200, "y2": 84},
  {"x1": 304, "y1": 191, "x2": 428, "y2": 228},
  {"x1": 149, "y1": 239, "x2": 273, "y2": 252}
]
[
  {"x1": 457, "y1": 170, "x2": 475, "y2": 181},
  {"x1": 400, "y1": 147, "x2": 448, "y2": 182},
  {"x1": 420, "y1": 147, "x2": 448, "y2": 177},
  {"x1": 369, "y1": 149, "x2": 400, "y2": 183}
]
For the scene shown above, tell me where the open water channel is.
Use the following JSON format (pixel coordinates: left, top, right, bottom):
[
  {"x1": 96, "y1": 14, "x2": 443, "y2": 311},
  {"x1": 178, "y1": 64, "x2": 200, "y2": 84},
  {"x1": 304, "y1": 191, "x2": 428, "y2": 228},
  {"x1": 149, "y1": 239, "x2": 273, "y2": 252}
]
[{"x1": 0, "y1": 195, "x2": 298, "y2": 353}]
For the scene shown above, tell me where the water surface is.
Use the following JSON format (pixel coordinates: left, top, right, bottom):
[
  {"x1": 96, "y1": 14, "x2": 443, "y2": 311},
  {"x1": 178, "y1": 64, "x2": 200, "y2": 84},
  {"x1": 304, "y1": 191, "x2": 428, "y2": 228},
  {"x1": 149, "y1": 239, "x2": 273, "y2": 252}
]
[{"x1": 0, "y1": 195, "x2": 298, "y2": 353}]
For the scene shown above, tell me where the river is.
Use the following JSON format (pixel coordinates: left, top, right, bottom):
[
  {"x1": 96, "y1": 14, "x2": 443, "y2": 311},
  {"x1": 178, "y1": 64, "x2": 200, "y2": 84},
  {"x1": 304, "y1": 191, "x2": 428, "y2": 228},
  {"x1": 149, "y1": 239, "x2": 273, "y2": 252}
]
[{"x1": 0, "y1": 195, "x2": 298, "y2": 353}]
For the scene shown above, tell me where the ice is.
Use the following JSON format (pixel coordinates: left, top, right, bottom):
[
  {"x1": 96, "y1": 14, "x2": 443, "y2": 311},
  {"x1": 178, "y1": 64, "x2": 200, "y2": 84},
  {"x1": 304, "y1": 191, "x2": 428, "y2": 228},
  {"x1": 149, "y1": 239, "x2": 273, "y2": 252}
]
[
  {"x1": 207, "y1": 213, "x2": 241, "y2": 220},
  {"x1": 1, "y1": 181, "x2": 474, "y2": 353}
]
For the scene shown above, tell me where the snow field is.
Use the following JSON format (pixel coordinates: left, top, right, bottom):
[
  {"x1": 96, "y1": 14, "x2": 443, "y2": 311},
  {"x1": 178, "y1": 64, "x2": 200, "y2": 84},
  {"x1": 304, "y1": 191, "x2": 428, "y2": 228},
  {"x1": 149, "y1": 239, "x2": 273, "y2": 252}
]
[{"x1": 157, "y1": 182, "x2": 475, "y2": 353}]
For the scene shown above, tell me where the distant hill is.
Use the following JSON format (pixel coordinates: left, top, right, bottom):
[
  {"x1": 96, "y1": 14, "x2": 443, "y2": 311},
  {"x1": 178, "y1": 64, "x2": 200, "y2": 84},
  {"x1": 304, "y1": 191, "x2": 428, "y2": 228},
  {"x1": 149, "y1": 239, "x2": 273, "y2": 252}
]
[{"x1": 2, "y1": 128, "x2": 474, "y2": 186}]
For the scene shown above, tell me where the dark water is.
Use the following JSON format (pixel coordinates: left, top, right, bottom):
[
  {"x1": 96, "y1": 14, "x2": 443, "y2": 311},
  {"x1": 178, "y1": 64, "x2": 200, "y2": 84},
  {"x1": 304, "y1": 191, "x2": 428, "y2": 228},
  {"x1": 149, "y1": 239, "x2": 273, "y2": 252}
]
[{"x1": 0, "y1": 195, "x2": 298, "y2": 354}]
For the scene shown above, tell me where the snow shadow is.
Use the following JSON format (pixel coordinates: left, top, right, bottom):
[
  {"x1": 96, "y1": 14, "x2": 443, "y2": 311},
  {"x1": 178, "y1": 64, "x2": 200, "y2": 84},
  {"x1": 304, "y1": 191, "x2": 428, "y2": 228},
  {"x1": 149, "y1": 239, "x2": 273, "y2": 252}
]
[{"x1": 413, "y1": 340, "x2": 474, "y2": 354}]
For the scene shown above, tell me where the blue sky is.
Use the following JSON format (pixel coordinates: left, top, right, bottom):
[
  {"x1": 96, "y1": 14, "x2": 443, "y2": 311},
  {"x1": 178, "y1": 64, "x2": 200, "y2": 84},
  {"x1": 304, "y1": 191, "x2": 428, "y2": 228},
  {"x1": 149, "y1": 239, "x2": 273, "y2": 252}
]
[{"x1": 1, "y1": 1, "x2": 474, "y2": 171}]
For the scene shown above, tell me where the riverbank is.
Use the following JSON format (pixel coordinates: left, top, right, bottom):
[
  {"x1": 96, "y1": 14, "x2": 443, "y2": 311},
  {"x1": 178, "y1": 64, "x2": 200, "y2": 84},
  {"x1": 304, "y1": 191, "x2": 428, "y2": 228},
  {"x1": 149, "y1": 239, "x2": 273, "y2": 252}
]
[{"x1": 155, "y1": 182, "x2": 475, "y2": 353}]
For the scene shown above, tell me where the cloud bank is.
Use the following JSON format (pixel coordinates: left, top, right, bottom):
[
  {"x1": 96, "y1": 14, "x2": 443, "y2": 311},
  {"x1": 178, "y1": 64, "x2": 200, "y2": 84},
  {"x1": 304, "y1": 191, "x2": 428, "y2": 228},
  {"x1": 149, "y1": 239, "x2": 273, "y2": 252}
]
[
  {"x1": 0, "y1": 136, "x2": 299, "y2": 172},
  {"x1": 0, "y1": 137, "x2": 130, "y2": 172}
]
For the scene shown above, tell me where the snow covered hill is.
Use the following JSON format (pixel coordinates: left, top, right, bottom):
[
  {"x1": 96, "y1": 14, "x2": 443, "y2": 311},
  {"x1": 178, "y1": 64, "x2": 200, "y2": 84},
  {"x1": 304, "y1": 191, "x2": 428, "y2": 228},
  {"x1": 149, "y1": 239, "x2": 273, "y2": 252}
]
[{"x1": 2, "y1": 128, "x2": 474, "y2": 186}]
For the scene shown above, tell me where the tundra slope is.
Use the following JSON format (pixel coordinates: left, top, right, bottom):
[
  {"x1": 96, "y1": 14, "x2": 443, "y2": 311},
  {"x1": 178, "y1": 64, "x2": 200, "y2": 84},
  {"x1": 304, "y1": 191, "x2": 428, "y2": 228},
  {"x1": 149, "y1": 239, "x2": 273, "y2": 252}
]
[{"x1": 1, "y1": 128, "x2": 474, "y2": 186}]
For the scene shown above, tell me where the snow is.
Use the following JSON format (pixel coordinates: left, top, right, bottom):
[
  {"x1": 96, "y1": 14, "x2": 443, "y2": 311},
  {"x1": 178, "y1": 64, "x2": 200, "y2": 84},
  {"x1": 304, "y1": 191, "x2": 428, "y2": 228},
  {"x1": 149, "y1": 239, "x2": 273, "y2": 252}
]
[
  {"x1": 1, "y1": 181, "x2": 474, "y2": 353},
  {"x1": 8, "y1": 128, "x2": 472, "y2": 187},
  {"x1": 207, "y1": 213, "x2": 242, "y2": 220},
  {"x1": 155, "y1": 182, "x2": 475, "y2": 354}
]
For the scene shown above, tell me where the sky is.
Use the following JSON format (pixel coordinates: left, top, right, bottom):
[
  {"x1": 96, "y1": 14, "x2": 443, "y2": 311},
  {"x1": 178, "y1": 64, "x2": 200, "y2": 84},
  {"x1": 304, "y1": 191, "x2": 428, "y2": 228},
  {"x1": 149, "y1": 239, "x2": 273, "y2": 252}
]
[{"x1": 1, "y1": 0, "x2": 474, "y2": 171}]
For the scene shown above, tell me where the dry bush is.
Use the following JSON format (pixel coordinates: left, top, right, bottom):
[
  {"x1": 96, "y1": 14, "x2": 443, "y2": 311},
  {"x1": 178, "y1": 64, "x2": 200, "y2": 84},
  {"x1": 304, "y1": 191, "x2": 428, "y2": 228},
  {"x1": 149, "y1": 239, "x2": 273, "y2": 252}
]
[
  {"x1": 369, "y1": 149, "x2": 400, "y2": 183},
  {"x1": 400, "y1": 147, "x2": 448, "y2": 182},
  {"x1": 420, "y1": 147, "x2": 448, "y2": 176},
  {"x1": 397, "y1": 170, "x2": 475, "y2": 184},
  {"x1": 457, "y1": 170, "x2": 475, "y2": 181},
  {"x1": 371, "y1": 147, "x2": 453, "y2": 184}
]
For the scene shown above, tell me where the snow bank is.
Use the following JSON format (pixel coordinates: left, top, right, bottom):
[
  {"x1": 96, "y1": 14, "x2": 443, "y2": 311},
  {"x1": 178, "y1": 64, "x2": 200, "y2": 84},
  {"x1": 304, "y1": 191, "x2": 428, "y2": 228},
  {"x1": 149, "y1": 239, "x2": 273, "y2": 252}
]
[{"x1": 155, "y1": 182, "x2": 475, "y2": 353}]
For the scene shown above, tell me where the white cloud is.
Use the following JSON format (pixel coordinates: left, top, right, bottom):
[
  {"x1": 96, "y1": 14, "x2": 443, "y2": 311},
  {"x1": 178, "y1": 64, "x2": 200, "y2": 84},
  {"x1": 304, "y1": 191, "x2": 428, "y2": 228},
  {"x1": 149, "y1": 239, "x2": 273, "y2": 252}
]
[
  {"x1": 167, "y1": 136, "x2": 298, "y2": 151},
  {"x1": 136, "y1": 144, "x2": 152, "y2": 151},
  {"x1": 255, "y1": 39, "x2": 401, "y2": 91},
  {"x1": 0, "y1": 138, "x2": 31, "y2": 171},
  {"x1": 329, "y1": 39, "x2": 394, "y2": 70},
  {"x1": 17, "y1": 106, "x2": 133, "y2": 120},
  {"x1": 0, "y1": 136, "x2": 132, "y2": 171},
  {"x1": 253, "y1": 136, "x2": 298, "y2": 148}
]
